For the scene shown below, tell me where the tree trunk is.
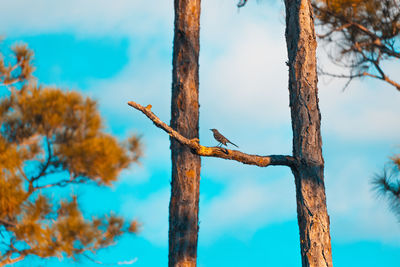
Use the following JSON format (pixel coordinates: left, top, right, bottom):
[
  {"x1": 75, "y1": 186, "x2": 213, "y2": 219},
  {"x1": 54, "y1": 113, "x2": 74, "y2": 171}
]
[
  {"x1": 284, "y1": 0, "x2": 333, "y2": 266},
  {"x1": 169, "y1": 0, "x2": 201, "y2": 266}
]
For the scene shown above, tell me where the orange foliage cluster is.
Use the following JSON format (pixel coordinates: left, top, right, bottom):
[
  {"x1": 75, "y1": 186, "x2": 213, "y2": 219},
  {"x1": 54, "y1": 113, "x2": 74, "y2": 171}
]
[
  {"x1": 313, "y1": 0, "x2": 400, "y2": 90},
  {"x1": 0, "y1": 43, "x2": 141, "y2": 265}
]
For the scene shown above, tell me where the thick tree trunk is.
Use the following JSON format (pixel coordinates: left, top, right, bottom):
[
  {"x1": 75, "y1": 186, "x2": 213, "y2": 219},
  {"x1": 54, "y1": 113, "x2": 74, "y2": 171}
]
[
  {"x1": 284, "y1": 0, "x2": 333, "y2": 266},
  {"x1": 169, "y1": 0, "x2": 201, "y2": 266}
]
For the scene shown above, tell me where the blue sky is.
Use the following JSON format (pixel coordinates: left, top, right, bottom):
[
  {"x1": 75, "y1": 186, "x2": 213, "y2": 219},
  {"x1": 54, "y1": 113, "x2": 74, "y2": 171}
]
[{"x1": 2, "y1": 0, "x2": 400, "y2": 266}]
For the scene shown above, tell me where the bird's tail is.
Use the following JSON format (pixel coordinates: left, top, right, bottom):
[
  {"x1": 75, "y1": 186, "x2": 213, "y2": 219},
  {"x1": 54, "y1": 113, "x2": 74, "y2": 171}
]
[{"x1": 229, "y1": 141, "x2": 239, "y2": 148}]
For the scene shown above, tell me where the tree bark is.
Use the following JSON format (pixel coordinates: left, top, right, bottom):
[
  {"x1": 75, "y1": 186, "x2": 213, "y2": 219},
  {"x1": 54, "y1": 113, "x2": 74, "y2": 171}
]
[
  {"x1": 284, "y1": 0, "x2": 333, "y2": 266},
  {"x1": 169, "y1": 0, "x2": 201, "y2": 266}
]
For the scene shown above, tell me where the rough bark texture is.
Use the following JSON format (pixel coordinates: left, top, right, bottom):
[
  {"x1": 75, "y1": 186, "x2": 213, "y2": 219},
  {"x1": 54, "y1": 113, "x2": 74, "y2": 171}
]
[
  {"x1": 169, "y1": 0, "x2": 201, "y2": 266},
  {"x1": 284, "y1": 0, "x2": 333, "y2": 266}
]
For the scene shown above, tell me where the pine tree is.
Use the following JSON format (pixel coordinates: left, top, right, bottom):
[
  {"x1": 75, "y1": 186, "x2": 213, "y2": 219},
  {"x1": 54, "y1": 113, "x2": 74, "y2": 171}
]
[
  {"x1": 0, "y1": 43, "x2": 141, "y2": 265},
  {"x1": 312, "y1": 0, "x2": 400, "y2": 91},
  {"x1": 168, "y1": 1, "x2": 201, "y2": 266}
]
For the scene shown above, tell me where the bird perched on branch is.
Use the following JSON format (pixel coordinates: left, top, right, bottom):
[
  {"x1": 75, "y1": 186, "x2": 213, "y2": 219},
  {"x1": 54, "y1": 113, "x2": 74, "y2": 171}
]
[{"x1": 210, "y1": 129, "x2": 239, "y2": 148}]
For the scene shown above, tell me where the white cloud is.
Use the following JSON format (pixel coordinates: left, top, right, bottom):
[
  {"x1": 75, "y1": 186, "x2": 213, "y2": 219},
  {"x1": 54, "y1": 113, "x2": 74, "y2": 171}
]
[
  {"x1": 200, "y1": 0, "x2": 290, "y2": 128},
  {"x1": 118, "y1": 164, "x2": 151, "y2": 186},
  {"x1": 200, "y1": 22, "x2": 290, "y2": 126},
  {"x1": 199, "y1": 175, "x2": 296, "y2": 243},
  {"x1": 326, "y1": 157, "x2": 400, "y2": 245},
  {"x1": 317, "y1": 49, "x2": 400, "y2": 142},
  {"x1": 1, "y1": 0, "x2": 173, "y2": 37},
  {"x1": 319, "y1": 78, "x2": 400, "y2": 142}
]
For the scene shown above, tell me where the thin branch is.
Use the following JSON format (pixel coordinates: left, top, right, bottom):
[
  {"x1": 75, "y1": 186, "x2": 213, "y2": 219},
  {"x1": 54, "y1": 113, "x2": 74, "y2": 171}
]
[
  {"x1": 370, "y1": 60, "x2": 400, "y2": 91},
  {"x1": 357, "y1": 44, "x2": 400, "y2": 91},
  {"x1": 1, "y1": 246, "x2": 32, "y2": 266},
  {"x1": 17, "y1": 165, "x2": 29, "y2": 183},
  {"x1": 319, "y1": 41, "x2": 400, "y2": 91},
  {"x1": 314, "y1": 5, "x2": 400, "y2": 59},
  {"x1": 317, "y1": 23, "x2": 352, "y2": 38},
  {"x1": 313, "y1": 5, "x2": 380, "y2": 39},
  {"x1": 31, "y1": 137, "x2": 52, "y2": 182},
  {"x1": 1, "y1": 255, "x2": 25, "y2": 266},
  {"x1": 318, "y1": 68, "x2": 364, "y2": 79},
  {"x1": 127, "y1": 101, "x2": 297, "y2": 168},
  {"x1": 35, "y1": 178, "x2": 78, "y2": 190},
  {"x1": 348, "y1": 21, "x2": 380, "y2": 41},
  {"x1": 362, "y1": 71, "x2": 382, "y2": 80},
  {"x1": 0, "y1": 77, "x2": 23, "y2": 87},
  {"x1": 318, "y1": 67, "x2": 400, "y2": 91},
  {"x1": 0, "y1": 219, "x2": 16, "y2": 228},
  {"x1": 380, "y1": 75, "x2": 400, "y2": 91},
  {"x1": 17, "y1": 133, "x2": 40, "y2": 147}
]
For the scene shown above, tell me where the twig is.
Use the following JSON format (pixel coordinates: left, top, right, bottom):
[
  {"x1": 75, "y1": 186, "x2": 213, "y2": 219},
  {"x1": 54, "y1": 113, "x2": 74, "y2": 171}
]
[
  {"x1": 31, "y1": 137, "x2": 53, "y2": 182},
  {"x1": 0, "y1": 77, "x2": 23, "y2": 87},
  {"x1": 35, "y1": 177, "x2": 83, "y2": 190},
  {"x1": 316, "y1": 23, "x2": 352, "y2": 38},
  {"x1": 0, "y1": 219, "x2": 16, "y2": 228},
  {"x1": 1, "y1": 255, "x2": 25, "y2": 265}
]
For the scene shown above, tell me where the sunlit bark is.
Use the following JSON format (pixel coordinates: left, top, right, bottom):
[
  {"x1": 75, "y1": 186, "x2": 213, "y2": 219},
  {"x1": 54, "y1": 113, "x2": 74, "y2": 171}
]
[{"x1": 169, "y1": 0, "x2": 201, "y2": 266}]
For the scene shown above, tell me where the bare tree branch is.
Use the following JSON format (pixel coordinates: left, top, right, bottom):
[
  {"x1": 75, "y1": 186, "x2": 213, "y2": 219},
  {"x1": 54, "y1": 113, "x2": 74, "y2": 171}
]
[
  {"x1": 17, "y1": 165, "x2": 29, "y2": 183},
  {"x1": 313, "y1": 0, "x2": 400, "y2": 91},
  {"x1": 31, "y1": 137, "x2": 53, "y2": 182},
  {"x1": 127, "y1": 101, "x2": 297, "y2": 168},
  {"x1": 1, "y1": 255, "x2": 25, "y2": 266},
  {"x1": 318, "y1": 56, "x2": 400, "y2": 91},
  {"x1": 0, "y1": 219, "x2": 16, "y2": 228},
  {"x1": 0, "y1": 77, "x2": 23, "y2": 87},
  {"x1": 34, "y1": 176, "x2": 85, "y2": 190},
  {"x1": 316, "y1": 23, "x2": 352, "y2": 38},
  {"x1": 370, "y1": 59, "x2": 400, "y2": 91}
]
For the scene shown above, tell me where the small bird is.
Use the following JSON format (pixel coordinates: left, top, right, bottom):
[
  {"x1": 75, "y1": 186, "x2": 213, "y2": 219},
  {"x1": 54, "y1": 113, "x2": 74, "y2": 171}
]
[{"x1": 210, "y1": 129, "x2": 239, "y2": 148}]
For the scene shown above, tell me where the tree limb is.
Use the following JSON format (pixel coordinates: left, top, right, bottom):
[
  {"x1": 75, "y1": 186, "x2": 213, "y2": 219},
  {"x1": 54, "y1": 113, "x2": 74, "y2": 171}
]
[
  {"x1": 127, "y1": 101, "x2": 297, "y2": 168},
  {"x1": 0, "y1": 219, "x2": 16, "y2": 228},
  {"x1": 319, "y1": 43, "x2": 400, "y2": 92},
  {"x1": 370, "y1": 60, "x2": 400, "y2": 91},
  {"x1": 356, "y1": 44, "x2": 400, "y2": 91},
  {"x1": 35, "y1": 176, "x2": 84, "y2": 190},
  {"x1": 313, "y1": 2, "x2": 400, "y2": 92},
  {"x1": 1, "y1": 255, "x2": 25, "y2": 266},
  {"x1": 316, "y1": 23, "x2": 352, "y2": 38},
  {"x1": 0, "y1": 77, "x2": 23, "y2": 87},
  {"x1": 31, "y1": 137, "x2": 53, "y2": 182}
]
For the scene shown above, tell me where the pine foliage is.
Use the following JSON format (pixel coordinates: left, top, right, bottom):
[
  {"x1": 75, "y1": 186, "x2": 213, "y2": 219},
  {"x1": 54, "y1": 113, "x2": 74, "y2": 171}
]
[
  {"x1": 312, "y1": 0, "x2": 400, "y2": 90},
  {"x1": 373, "y1": 157, "x2": 400, "y2": 221},
  {"x1": 0, "y1": 43, "x2": 141, "y2": 265}
]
